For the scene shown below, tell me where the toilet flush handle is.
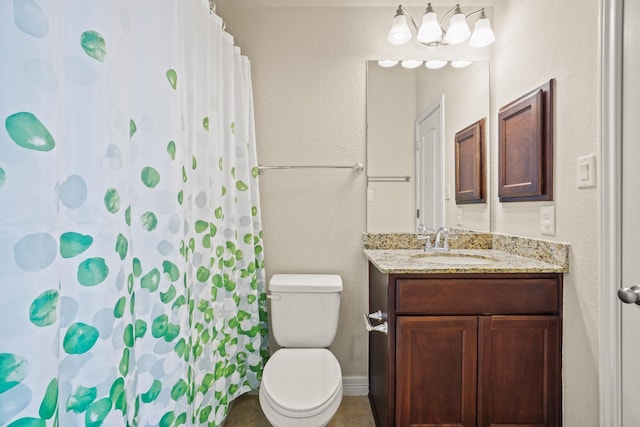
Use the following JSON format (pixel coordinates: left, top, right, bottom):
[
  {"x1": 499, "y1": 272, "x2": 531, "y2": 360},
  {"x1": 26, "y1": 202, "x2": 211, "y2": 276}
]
[
  {"x1": 267, "y1": 294, "x2": 281, "y2": 301},
  {"x1": 363, "y1": 312, "x2": 388, "y2": 334},
  {"x1": 367, "y1": 310, "x2": 383, "y2": 320}
]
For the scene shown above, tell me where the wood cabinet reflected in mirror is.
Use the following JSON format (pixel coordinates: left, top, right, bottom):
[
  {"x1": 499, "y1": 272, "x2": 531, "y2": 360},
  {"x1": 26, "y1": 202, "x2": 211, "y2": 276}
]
[{"x1": 455, "y1": 118, "x2": 486, "y2": 204}]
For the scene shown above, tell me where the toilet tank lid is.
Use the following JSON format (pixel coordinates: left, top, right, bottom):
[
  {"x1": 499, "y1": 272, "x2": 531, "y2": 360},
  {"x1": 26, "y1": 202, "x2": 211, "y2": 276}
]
[{"x1": 269, "y1": 274, "x2": 343, "y2": 292}]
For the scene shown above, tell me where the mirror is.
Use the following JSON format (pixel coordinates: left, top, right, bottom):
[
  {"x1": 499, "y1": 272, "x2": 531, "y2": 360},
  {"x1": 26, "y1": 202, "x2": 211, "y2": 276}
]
[{"x1": 366, "y1": 60, "x2": 491, "y2": 233}]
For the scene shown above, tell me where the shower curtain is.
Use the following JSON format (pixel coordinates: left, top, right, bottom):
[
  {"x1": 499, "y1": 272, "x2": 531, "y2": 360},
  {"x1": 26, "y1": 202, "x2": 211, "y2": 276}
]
[{"x1": 0, "y1": 1, "x2": 268, "y2": 426}]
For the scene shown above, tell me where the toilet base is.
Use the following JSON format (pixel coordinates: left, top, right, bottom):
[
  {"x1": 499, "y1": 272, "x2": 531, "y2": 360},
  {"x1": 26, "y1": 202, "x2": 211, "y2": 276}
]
[{"x1": 259, "y1": 385, "x2": 343, "y2": 427}]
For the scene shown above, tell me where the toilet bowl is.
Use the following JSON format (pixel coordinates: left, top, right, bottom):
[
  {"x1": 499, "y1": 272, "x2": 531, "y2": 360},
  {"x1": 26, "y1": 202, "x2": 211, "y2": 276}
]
[
  {"x1": 259, "y1": 274, "x2": 344, "y2": 427},
  {"x1": 259, "y1": 348, "x2": 342, "y2": 427}
]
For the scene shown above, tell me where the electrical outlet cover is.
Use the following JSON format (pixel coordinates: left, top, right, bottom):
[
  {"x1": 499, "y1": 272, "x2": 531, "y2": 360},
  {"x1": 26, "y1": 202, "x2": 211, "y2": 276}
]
[{"x1": 540, "y1": 206, "x2": 556, "y2": 236}]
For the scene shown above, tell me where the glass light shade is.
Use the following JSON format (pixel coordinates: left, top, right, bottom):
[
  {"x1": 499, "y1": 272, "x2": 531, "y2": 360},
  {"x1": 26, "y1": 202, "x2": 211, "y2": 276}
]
[
  {"x1": 417, "y1": 11, "x2": 442, "y2": 44},
  {"x1": 425, "y1": 60, "x2": 447, "y2": 69},
  {"x1": 444, "y1": 12, "x2": 471, "y2": 45},
  {"x1": 378, "y1": 59, "x2": 399, "y2": 68},
  {"x1": 469, "y1": 16, "x2": 495, "y2": 48},
  {"x1": 451, "y1": 60, "x2": 472, "y2": 68},
  {"x1": 401, "y1": 60, "x2": 423, "y2": 69},
  {"x1": 388, "y1": 14, "x2": 412, "y2": 45}
]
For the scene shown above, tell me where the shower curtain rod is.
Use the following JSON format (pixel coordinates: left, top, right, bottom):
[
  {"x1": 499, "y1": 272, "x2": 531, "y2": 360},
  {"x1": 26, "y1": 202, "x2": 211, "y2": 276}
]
[{"x1": 257, "y1": 163, "x2": 365, "y2": 174}]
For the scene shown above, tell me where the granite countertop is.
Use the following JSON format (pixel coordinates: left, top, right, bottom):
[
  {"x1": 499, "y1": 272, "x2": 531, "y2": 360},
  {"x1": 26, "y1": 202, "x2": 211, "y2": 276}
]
[{"x1": 364, "y1": 248, "x2": 566, "y2": 274}]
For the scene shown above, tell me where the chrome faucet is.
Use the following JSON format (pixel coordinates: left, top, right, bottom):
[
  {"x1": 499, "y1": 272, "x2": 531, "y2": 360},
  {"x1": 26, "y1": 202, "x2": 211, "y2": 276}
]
[
  {"x1": 434, "y1": 227, "x2": 449, "y2": 250},
  {"x1": 417, "y1": 225, "x2": 450, "y2": 252}
]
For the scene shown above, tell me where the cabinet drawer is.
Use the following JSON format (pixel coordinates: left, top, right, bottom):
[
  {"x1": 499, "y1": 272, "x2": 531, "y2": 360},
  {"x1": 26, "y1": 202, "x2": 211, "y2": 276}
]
[{"x1": 396, "y1": 277, "x2": 560, "y2": 315}]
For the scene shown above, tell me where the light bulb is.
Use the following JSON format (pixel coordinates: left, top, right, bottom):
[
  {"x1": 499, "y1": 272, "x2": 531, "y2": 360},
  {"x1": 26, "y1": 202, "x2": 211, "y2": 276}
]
[
  {"x1": 425, "y1": 60, "x2": 447, "y2": 69},
  {"x1": 469, "y1": 13, "x2": 495, "y2": 48},
  {"x1": 417, "y1": 6, "x2": 442, "y2": 44},
  {"x1": 401, "y1": 60, "x2": 423, "y2": 69},
  {"x1": 387, "y1": 8, "x2": 412, "y2": 45},
  {"x1": 451, "y1": 60, "x2": 472, "y2": 68},
  {"x1": 444, "y1": 7, "x2": 471, "y2": 45},
  {"x1": 378, "y1": 59, "x2": 399, "y2": 68}
]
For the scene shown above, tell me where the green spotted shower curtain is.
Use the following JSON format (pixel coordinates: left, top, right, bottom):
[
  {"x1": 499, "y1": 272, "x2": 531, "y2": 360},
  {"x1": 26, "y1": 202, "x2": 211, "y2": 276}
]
[{"x1": 0, "y1": 1, "x2": 268, "y2": 425}]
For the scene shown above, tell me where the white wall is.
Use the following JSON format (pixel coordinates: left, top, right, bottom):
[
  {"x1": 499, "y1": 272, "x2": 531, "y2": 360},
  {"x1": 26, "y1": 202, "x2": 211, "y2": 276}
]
[
  {"x1": 492, "y1": 0, "x2": 600, "y2": 425},
  {"x1": 216, "y1": 2, "x2": 601, "y2": 423}
]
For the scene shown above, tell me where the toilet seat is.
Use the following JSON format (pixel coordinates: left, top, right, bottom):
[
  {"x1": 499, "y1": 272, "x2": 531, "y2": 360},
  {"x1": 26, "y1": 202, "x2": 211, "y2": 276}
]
[{"x1": 261, "y1": 348, "x2": 342, "y2": 418}]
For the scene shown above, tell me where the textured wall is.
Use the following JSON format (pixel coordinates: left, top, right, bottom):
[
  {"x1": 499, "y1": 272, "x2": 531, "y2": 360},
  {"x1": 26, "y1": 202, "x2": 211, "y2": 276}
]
[
  {"x1": 492, "y1": 0, "x2": 600, "y2": 425},
  {"x1": 214, "y1": 6, "x2": 389, "y2": 379},
  {"x1": 216, "y1": 2, "x2": 601, "y2": 423}
]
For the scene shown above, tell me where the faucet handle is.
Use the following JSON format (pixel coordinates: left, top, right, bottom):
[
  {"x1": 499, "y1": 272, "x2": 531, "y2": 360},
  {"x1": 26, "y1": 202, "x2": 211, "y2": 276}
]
[
  {"x1": 417, "y1": 225, "x2": 435, "y2": 249},
  {"x1": 420, "y1": 225, "x2": 436, "y2": 234},
  {"x1": 416, "y1": 224, "x2": 430, "y2": 240},
  {"x1": 424, "y1": 235, "x2": 434, "y2": 249}
]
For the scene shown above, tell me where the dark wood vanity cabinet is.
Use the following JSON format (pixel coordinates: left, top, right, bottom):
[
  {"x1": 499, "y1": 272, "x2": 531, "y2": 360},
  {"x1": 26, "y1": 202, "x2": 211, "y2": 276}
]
[{"x1": 368, "y1": 263, "x2": 563, "y2": 427}]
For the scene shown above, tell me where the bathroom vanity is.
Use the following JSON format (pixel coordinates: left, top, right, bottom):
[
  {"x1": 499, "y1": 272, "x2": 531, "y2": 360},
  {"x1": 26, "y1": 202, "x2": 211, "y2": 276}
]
[{"x1": 364, "y1": 247, "x2": 566, "y2": 427}]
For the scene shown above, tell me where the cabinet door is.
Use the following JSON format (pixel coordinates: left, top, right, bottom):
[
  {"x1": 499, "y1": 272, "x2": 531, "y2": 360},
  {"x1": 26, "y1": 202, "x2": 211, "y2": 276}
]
[
  {"x1": 396, "y1": 316, "x2": 477, "y2": 427},
  {"x1": 478, "y1": 315, "x2": 560, "y2": 427}
]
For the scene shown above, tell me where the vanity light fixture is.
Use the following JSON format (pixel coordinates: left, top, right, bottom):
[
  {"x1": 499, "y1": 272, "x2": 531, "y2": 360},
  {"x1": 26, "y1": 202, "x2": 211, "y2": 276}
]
[{"x1": 387, "y1": 3, "x2": 495, "y2": 48}]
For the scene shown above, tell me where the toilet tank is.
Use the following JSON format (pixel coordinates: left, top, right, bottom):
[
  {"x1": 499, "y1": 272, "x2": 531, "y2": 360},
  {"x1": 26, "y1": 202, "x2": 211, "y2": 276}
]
[{"x1": 268, "y1": 274, "x2": 342, "y2": 348}]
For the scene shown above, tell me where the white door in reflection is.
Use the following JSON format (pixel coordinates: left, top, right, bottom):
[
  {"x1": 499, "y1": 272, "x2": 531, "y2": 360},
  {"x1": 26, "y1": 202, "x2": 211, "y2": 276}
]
[{"x1": 415, "y1": 97, "x2": 444, "y2": 233}]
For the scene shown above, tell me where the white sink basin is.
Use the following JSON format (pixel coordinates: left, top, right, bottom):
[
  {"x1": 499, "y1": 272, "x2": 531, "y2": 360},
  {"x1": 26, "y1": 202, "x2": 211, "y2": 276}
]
[{"x1": 411, "y1": 253, "x2": 497, "y2": 265}]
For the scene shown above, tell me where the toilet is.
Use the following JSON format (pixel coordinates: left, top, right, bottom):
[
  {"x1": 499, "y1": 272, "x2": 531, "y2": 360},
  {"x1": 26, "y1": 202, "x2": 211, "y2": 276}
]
[{"x1": 259, "y1": 274, "x2": 343, "y2": 427}]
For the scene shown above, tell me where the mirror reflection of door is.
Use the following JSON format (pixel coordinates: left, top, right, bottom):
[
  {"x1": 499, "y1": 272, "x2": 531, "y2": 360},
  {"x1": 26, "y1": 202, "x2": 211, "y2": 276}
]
[
  {"x1": 416, "y1": 98, "x2": 444, "y2": 233},
  {"x1": 365, "y1": 60, "x2": 491, "y2": 233}
]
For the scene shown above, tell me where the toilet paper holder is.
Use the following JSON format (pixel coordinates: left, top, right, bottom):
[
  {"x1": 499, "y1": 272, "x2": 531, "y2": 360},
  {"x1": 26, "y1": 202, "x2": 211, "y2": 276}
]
[{"x1": 363, "y1": 310, "x2": 388, "y2": 334}]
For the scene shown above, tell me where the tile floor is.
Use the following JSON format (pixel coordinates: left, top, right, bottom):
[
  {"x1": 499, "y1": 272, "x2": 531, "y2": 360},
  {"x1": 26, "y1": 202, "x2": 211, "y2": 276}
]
[{"x1": 223, "y1": 393, "x2": 377, "y2": 427}]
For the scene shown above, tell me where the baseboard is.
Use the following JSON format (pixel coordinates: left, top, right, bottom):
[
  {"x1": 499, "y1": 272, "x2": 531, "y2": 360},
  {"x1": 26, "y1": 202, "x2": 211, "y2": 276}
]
[{"x1": 342, "y1": 376, "x2": 369, "y2": 396}]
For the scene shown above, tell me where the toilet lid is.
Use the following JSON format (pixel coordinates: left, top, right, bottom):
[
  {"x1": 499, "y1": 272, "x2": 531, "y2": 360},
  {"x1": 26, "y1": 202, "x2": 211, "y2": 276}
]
[{"x1": 261, "y1": 348, "x2": 342, "y2": 415}]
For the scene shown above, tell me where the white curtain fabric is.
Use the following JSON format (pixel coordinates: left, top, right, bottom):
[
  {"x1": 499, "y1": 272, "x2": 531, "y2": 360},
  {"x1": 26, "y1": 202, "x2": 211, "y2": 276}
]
[{"x1": 0, "y1": 1, "x2": 267, "y2": 426}]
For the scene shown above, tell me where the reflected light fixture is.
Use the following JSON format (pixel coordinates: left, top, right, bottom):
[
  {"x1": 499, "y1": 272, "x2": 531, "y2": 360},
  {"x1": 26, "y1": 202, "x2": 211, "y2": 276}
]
[
  {"x1": 387, "y1": 3, "x2": 495, "y2": 48},
  {"x1": 425, "y1": 59, "x2": 448, "y2": 69},
  {"x1": 377, "y1": 59, "x2": 476, "y2": 69},
  {"x1": 401, "y1": 59, "x2": 423, "y2": 69},
  {"x1": 378, "y1": 59, "x2": 400, "y2": 67},
  {"x1": 451, "y1": 59, "x2": 472, "y2": 68}
]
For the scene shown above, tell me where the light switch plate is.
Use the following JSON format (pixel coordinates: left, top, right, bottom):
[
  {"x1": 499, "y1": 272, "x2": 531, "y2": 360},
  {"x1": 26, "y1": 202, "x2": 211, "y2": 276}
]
[
  {"x1": 540, "y1": 206, "x2": 556, "y2": 236},
  {"x1": 445, "y1": 184, "x2": 452, "y2": 200},
  {"x1": 577, "y1": 154, "x2": 596, "y2": 188},
  {"x1": 456, "y1": 207, "x2": 463, "y2": 226}
]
